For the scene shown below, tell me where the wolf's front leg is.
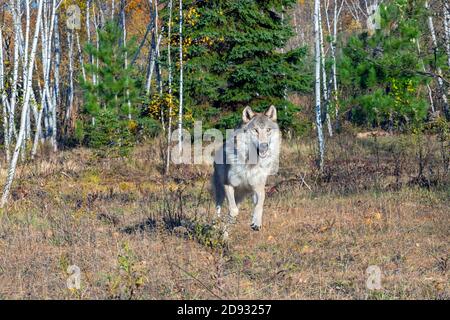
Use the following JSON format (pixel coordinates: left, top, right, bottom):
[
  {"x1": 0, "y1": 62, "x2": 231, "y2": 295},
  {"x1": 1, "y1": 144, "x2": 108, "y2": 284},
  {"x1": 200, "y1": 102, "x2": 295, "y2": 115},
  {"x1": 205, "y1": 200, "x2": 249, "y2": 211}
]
[
  {"x1": 224, "y1": 185, "x2": 239, "y2": 219},
  {"x1": 251, "y1": 185, "x2": 265, "y2": 231}
]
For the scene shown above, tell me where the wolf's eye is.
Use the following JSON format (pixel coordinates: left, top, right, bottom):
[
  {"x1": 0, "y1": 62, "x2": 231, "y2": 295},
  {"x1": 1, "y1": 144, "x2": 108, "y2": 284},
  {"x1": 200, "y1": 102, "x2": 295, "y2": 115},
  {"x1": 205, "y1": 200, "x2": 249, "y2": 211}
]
[
  {"x1": 252, "y1": 128, "x2": 258, "y2": 134},
  {"x1": 267, "y1": 128, "x2": 272, "y2": 135}
]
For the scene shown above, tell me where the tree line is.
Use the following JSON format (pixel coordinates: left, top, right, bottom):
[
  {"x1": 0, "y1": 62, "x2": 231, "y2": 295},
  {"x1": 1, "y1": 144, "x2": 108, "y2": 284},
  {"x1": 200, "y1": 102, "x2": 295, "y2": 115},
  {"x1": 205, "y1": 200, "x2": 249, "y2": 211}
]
[{"x1": 0, "y1": 0, "x2": 448, "y2": 206}]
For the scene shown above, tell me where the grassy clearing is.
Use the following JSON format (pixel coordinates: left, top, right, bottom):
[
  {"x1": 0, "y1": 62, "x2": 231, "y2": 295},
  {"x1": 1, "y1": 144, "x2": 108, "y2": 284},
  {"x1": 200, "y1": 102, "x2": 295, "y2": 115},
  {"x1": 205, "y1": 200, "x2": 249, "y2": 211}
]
[{"x1": 0, "y1": 133, "x2": 448, "y2": 299}]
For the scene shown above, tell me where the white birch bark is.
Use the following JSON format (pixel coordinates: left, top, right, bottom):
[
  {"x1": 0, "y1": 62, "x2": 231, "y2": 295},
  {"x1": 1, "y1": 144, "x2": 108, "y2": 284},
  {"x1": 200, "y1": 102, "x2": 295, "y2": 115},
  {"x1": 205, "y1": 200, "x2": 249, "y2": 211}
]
[
  {"x1": 45, "y1": 0, "x2": 58, "y2": 150},
  {"x1": 8, "y1": 0, "x2": 20, "y2": 147},
  {"x1": 155, "y1": 0, "x2": 163, "y2": 96},
  {"x1": 112, "y1": 0, "x2": 115, "y2": 20},
  {"x1": 177, "y1": 0, "x2": 184, "y2": 155},
  {"x1": 22, "y1": 0, "x2": 30, "y2": 100},
  {"x1": 1, "y1": 0, "x2": 44, "y2": 208},
  {"x1": 93, "y1": 4, "x2": 100, "y2": 86},
  {"x1": 319, "y1": 3, "x2": 333, "y2": 137},
  {"x1": 121, "y1": 1, "x2": 132, "y2": 119},
  {"x1": 166, "y1": 0, "x2": 173, "y2": 174},
  {"x1": 314, "y1": 0, "x2": 325, "y2": 171},
  {"x1": 416, "y1": 40, "x2": 435, "y2": 113},
  {"x1": 325, "y1": 0, "x2": 343, "y2": 122},
  {"x1": 444, "y1": 2, "x2": 450, "y2": 68},
  {"x1": 76, "y1": 32, "x2": 86, "y2": 82},
  {"x1": 146, "y1": 0, "x2": 162, "y2": 95},
  {"x1": 53, "y1": 13, "x2": 60, "y2": 140},
  {"x1": 87, "y1": 0, "x2": 94, "y2": 86},
  {"x1": 65, "y1": 30, "x2": 74, "y2": 123},
  {"x1": 426, "y1": 1, "x2": 449, "y2": 117},
  {"x1": 0, "y1": 24, "x2": 10, "y2": 162},
  {"x1": 22, "y1": 2, "x2": 32, "y2": 145},
  {"x1": 146, "y1": 34, "x2": 163, "y2": 95},
  {"x1": 145, "y1": 0, "x2": 155, "y2": 94}
]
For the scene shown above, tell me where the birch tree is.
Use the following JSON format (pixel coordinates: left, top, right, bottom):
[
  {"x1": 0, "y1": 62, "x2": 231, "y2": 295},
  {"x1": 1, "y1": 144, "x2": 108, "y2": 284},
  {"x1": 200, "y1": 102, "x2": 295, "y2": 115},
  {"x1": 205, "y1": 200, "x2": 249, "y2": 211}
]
[
  {"x1": 22, "y1": 0, "x2": 31, "y2": 143},
  {"x1": 65, "y1": 30, "x2": 75, "y2": 124},
  {"x1": 146, "y1": 0, "x2": 162, "y2": 95},
  {"x1": 325, "y1": 0, "x2": 344, "y2": 127},
  {"x1": 120, "y1": 0, "x2": 132, "y2": 119},
  {"x1": 416, "y1": 39, "x2": 435, "y2": 113},
  {"x1": 444, "y1": 2, "x2": 450, "y2": 68},
  {"x1": 314, "y1": 0, "x2": 325, "y2": 171},
  {"x1": 1, "y1": 0, "x2": 44, "y2": 208},
  {"x1": 319, "y1": 3, "x2": 333, "y2": 137},
  {"x1": 76, "y1": 32, "x2": 86, "y2": 82},
  {"x1": 86, "y1": 0, "x2": 95, "y2": 84},
  {"x1": 425, "y1": 0, "x2": 449, "y2": 118},
  {"x1": 46, "y1": 0, "x2": 58, "y2": 150},
  {"x1": 0, "y1": 22, "x2": 10, "y2": 162},
  {"x1": 92, "y1": 2, "x2": 101, "y2": 87},
  {"x1": 177, "y1": 0, "x2": 183, "y2": 155},
  {"x1": 166, "y1": 0, "x2": 173, "y2": 174},
  {"x1": 8, "y1": 0, "x2": 21, "y2": 151},
  {"x1": 53, "y1": 13, "x2": 61, "y2": 141}
]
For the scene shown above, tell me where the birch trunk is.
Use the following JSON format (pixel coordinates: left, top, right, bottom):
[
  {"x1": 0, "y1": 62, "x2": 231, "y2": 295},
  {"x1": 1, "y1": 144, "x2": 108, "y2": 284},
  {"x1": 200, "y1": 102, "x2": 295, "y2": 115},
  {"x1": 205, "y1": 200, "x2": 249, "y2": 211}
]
[
  {"x1": 426, "y1": 1, "x2": 449, "y2": 118},
  {"x1": 93, "y1": 4, "x2": 100, "y2": 86},
  {"x1": 23, "y1": 9, "x2": 32, "y2": 146},
  {"x1": 87, "y1": 0, "x2": 94, "y2": 85},
  {"x1": 121, "y1": 1, "x2": 132, "y2": 119},
  {"x1": 155, "y1": 0, "x2": 163, "y2": 94},
  {"x1": 416, "y1": 40, "x2": 435, "y2": 113},
  {"x1": 53, "y1": 13, "x2": 60, "y2": 145},
  {"x1": 177, "y1": 0, "x2": 184, "y2": 155},
  {"x1": 319, "y1": 3, "x2": 333, "y2": 137},
  {"x1": 112, "y1": 0, "x2": 115, "y2": 20},
  {"x1": 154, "y1": 1, "x2": 164, "y2": 128},
  {"x1": 1, "y1": 0, "x2": 44, "y2": 208},
  {"x1": 45, "y1": 0, "x2": 58, "y2": 150},
  {"x1": 166, "y1": 0, "x2": 173, "y2": 174},
  {"x1": 146, "y1": 0, "x2": 160, "y2": 95},
  {"x1": 326, "y1": 0, "x2": 343, "y2": 125},
  {"x1": 314, "y1": 0, "x2": 325, "y2": 171},
  {"x1": 8, "y1": 0, "x2": 20, "y2": 148},
  {"x1": 31, "y1": 67, "x2": 44, "y2": 159},
  {"x1": 0, "y1": 25, "x2": 10, "y2": 161},
  {"x1": 76, "y1": 32, "x2": 86, "y2": 82},
  {"x1": 444, "y1": 2, "x2": 450, "y2": 68},
  {"x1": 65, "y1": 30, "x2": 74, "y2": 124},
  {"x1": 22, "y1": 0, "x2": 31, "y2": 140}
]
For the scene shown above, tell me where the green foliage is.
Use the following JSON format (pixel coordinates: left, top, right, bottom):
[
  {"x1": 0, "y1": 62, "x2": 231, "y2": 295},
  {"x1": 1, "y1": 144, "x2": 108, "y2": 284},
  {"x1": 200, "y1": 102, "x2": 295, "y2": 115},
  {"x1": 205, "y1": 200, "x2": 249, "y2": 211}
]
[
  {"x1": 339, "y1": 0, "x2": 434, "y2": 130},
  {"x1": 191, "y1": 221, "x2": 226, "y2": 249},
  {"x1": 74, "y1": 120, "x2": 85, "y2": 144},
  {"x1": 80, "y1": 21, "x2": 141, "y2": 155},
  {"x1": 136, "y1": 117, "x2": 162, "y2": 139},
  {"x1": 106, "y1": 241, "x2": 146, "y2": 299},
  {"x1": 174, "y1": 0, "x2": 311, "y2": 132},
  {"x1": 84, "y1": 109, "x2": 134, "y2": 157}
]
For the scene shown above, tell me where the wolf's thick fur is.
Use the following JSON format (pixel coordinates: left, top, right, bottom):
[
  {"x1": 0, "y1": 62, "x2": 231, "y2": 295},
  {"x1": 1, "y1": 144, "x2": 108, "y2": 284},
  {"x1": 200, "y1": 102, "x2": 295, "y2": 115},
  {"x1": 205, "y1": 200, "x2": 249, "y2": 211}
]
[{"x1": 213, "y1": 106, "x2": 281, "y2": 231}]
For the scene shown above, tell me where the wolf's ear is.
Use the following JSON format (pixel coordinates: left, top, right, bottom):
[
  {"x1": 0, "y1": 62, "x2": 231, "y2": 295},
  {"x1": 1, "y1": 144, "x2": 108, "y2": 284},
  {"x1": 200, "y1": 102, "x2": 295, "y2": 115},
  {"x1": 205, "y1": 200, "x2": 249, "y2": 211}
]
[
  {"x1": 242, "y1": 106, "x2": 255, "y2": 123},
  {"x1": 265, "y1": 105, "x2": 277, "y2": 121}
]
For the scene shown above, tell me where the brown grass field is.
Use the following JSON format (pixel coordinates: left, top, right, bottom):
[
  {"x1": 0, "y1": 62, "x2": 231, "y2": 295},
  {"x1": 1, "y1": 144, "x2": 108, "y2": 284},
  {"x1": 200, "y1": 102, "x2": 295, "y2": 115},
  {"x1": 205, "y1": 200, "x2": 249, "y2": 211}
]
[{"x1": 0, "y1": 132, "x2": 448, "y2": 299}]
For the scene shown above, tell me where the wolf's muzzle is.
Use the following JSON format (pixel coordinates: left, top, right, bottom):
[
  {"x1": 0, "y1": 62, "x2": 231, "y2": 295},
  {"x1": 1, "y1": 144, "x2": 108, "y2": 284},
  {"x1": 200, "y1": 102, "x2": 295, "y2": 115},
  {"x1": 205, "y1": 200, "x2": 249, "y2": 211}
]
[{"x1": 258, "y1": 143, "x2": 269, "y2": 158}]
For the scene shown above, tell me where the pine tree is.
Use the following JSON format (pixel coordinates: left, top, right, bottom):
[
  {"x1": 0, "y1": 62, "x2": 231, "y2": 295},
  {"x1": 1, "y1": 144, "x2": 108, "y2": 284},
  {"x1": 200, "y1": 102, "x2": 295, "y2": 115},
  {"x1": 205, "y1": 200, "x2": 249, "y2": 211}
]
[
  {"x1": 179, "y1": 0, "x2": 310, "y2": 130},
  {"x1": 339, "y1": 0, "x2": 436, "y2": 130},
  {"x1": 80, "y1": 21, "x2": 140, "y2": 155}
]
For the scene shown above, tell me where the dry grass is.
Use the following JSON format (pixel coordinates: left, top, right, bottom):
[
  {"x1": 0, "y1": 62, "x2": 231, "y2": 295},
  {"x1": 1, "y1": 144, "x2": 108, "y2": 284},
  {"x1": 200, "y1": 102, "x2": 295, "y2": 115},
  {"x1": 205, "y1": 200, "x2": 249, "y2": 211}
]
[{"x1": 0, "y1": 133, "x2": 448, "y2": 300}]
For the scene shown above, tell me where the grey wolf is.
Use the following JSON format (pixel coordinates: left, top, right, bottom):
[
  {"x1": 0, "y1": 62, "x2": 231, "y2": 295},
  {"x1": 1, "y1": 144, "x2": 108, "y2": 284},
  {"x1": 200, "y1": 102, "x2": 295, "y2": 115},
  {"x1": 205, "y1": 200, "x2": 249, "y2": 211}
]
[{"x1": 212, "y1": 105, "x2": 281, "y2": 232}]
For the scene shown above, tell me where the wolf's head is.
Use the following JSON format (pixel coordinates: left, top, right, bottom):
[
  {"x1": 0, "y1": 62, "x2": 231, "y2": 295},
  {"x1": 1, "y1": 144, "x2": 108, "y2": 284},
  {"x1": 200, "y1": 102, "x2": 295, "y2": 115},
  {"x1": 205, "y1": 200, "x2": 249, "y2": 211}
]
[{"x1": 242, "y1": 105, "x2": 279, "y2": 159}]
